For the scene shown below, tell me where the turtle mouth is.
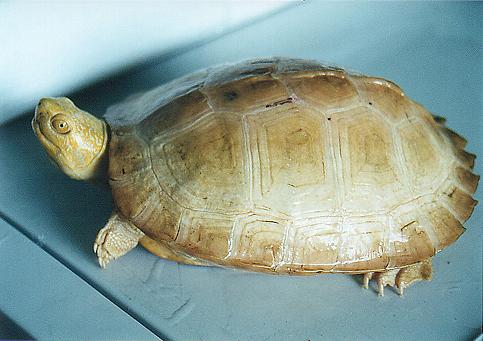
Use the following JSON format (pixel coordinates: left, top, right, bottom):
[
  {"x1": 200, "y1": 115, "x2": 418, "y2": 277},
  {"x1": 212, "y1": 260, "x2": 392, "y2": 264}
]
[{"x1": 32, "y1": 116, "x2": 64, "y2": 166}]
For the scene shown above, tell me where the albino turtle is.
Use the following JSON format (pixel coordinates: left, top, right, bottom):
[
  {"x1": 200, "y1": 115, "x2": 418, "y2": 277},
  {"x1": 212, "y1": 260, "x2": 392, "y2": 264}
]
[{"x1": 32, "y1": 58, "x2": 478, "y2": 296}]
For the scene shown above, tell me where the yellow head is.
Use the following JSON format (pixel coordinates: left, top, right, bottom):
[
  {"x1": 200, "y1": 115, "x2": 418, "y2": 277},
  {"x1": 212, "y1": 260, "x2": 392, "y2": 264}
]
[{"x1": 32, "y1": 97, "x2": 109, "y2": 181}]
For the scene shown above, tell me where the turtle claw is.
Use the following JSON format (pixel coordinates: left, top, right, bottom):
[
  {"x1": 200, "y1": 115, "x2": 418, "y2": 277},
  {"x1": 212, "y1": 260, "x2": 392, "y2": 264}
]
[
  {"x1": 94, "y1": 226, "x2": 115, "y2": 268},
  {"x1": 361, "y1": 259, "x2": 433, "y2": 296},
  {"x1": 362, "y1": 272, "x2": 373, "y2": 289}
]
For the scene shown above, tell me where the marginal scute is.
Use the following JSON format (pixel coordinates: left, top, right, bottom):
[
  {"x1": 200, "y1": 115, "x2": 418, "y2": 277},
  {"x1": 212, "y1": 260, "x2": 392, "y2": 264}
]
[
  {"x1": 442, "y1": 127, "x2": 468, "y2": 149},
  {"x1": 177, "y1": 212, "x2": 232, "y2": 260},
  {"x1": 390, "y1": 220, "x2": 435, "y2": 268},
  {"x1": 432, "y1": 114, "x2": 446, "y2": 124},
  {"x1": 334, "y1": 219, "x2": 389, "y2": 272},
  {"x1": 424, "y1": 204, "x2": 465, "y2": 251},
  {"x1": 232, "y1": 217, "x2": 286, "y2": 268},
  {"x1": 456, "y1": 150, "x2": 476, "y2": 169},
  {"x1": 290, "y1": 221, "x2": 339, "y2": 271},
  {"x1": 440, "y1": 184, "x2": 478, "y2": 222},
  {"x1": 454, "y1": 166, "x2": 480, "y2": 194}
]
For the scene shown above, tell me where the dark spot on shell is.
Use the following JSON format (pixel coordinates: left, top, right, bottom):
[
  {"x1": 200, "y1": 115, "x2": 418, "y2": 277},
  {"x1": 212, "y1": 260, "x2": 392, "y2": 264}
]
[
  {"x1": 260, "y1": 220, "x2": 279, "y2": 224},
  {"x1": 178, "y1": 148, "x2": 186, "y2": 160},
  {"x1": 368, "y1": 102, "x2": 373, "y2": 105},
  {"x1": 327, "y1": 117, "x2": 331, "y2": 121},
  {"x1": 121, "y1": 168, "x2": 126, "y2": 175},
  {"x1": 401, "y1": 221, "x2": 416, "y2": 231},
  {"x1": 447, "y1": 188, "x2": 456, "y2": 198},
  {"x1": 265, "y1": 97, "x2": 294, "y2": 108},
  {"x1": 224, "y1": 91, "x2": 238, "y2": 101},
  {"x1": 239, "y1": 67, "x2": 272, "y2": 76}
]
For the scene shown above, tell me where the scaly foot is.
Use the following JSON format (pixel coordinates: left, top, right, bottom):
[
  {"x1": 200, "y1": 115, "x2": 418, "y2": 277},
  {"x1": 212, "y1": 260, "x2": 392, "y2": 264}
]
[{"x1": 93, "y1": 213, "x2": 144, "y2": 268}]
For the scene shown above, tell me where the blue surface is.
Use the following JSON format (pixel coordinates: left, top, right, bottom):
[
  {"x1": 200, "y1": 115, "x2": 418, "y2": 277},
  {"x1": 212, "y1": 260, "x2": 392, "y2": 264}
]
[
  {"x1": 0, "y1": 219, "x2": 157, "y2": 340},
  {"x1": 0, "y1": 2, "x2": 481, "y2": 340},
  {"x1": 0, "y1": 2, "x2": 288, "y2": 123}
]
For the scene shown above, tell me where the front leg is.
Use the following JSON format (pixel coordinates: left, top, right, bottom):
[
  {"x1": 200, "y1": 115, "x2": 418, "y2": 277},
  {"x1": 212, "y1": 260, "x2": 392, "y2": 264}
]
[{"x1": 93, "y1": 212, "x2": 144, "y2": 268}]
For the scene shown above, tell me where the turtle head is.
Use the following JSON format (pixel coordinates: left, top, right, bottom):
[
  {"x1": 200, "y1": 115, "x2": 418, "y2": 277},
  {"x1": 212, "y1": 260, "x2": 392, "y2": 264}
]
[{"x1": 32, "y1": 97, "x2": 109, "y2": 181}]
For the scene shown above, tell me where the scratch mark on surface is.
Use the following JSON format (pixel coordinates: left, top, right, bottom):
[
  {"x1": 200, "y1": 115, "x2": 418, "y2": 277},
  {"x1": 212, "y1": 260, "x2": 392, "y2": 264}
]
[
  {"x1": 142, "y1": 260, "x2": 194, "y2": 322},
  {"x1": 165, "y1": 298, "x2": 194, "y2": 324},
  {"x1": 0, "y1": 231, "x2": 9, "y2": 247}
]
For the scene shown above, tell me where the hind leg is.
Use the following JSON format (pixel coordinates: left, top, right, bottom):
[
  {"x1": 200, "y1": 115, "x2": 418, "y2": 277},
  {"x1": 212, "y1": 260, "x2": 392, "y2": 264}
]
[
  {"x1": 362, "y1": 258, "x2": 433, "y2": 296},
  {"x1": 93, "y1": 212, "x2": 144, "y2": 268}
]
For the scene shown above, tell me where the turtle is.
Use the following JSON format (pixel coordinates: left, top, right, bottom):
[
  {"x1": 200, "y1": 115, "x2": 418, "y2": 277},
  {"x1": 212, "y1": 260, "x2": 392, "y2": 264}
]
[{"x1": 32, "y1": 57, "x2": 479, "y2": 296}]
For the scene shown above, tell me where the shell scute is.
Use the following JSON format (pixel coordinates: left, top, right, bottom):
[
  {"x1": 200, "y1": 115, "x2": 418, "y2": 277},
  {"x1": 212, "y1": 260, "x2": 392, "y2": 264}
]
[
  {"x1": 108, "y1": 132, "x2": 150, "y2": 181},
  {"x1": 203, "y1": 58, "x2": 279, "y2": 87},
  {"x1": 391, "y1": 220, "x2": 435, "y2": 268},
  {"x1": 202, "y1": 75, "x2": 289, "y2": 113},
  {"x1": 176, "y1": 211, "x2": 232, "y2": 261},
  {"x1": 139, "y1": 89, "x2": 211, "y2": 141},
  {"x1": 336, "y1": 107, "x2": 406, "y2": 212},
  {"x1": 423, "y1": 204, "x2": 465, "y2": 251},
  {"x1": 231, "y1": 215, "x2": 287, "y2": 269},
  {"x1": 442, "y1": 127, "x2": 468, "y2": 149},
  {"x1": 289, "y1": 220, "x2": 340, "y2": 272},
  {"x1": 132, "y1": 193, "x2": 182, "y2": 242},
  {"x1": 439, "y1": 184, "x2": 477, "y2": 222},
  {"x1": 282, "y1": 71, "x2": 359, "y2": 111},
  {"x1": 334, "y1": 218, "x2": 389, "y2": 272},
  {"x1": 351, "y1": 76, "x2": 413, "y2": 123},
  {"x1": 104, "y1": 58, "x2": 478, "y2": 273},
  {"x1": 454, "y1": 166, "x2": 479, "y2": 193},
  {"x1": 247, "y1": 104, "x2": 336, "y2": 215},
  {"x1": 399, "y1": 121, "x2": 443, "y2": 192},
  {"x1": 152, "y1": 113, "x2": 248, "y2": 213}
]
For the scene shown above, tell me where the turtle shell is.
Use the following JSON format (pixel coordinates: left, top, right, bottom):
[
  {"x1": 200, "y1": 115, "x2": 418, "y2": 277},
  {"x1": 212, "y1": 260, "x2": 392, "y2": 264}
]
[{"x1": 105, "y1": 58, "x2": 478, "y2": 274}]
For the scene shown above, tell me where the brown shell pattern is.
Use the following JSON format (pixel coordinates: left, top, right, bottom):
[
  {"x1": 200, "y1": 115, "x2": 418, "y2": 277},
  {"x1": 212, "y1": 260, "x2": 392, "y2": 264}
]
[{"x1": 105, "y1": 58, "x2": 478, "y2": 274}]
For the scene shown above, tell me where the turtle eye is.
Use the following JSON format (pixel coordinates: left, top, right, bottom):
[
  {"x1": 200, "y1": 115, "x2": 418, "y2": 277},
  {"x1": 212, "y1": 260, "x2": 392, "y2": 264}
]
[{"x1": 51, "y1": 114, "x2": 71, "y2": 134}]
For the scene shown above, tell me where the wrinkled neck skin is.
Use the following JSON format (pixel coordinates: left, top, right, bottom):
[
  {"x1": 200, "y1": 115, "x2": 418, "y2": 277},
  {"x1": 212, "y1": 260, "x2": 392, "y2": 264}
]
[{"x1": 86, "y1": 121, "x2": 110, "y2": 187}]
